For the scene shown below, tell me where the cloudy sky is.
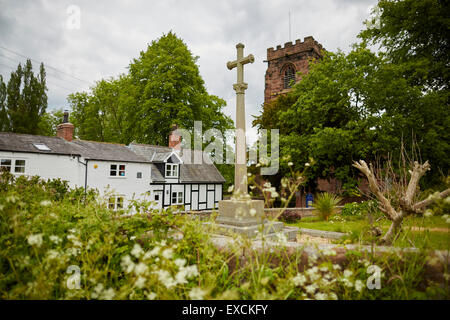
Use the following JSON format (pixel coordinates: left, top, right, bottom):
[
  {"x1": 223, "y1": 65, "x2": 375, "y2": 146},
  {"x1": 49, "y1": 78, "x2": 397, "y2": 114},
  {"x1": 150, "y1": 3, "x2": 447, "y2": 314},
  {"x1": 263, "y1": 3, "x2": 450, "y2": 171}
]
[{"x1": 0, "y1": 0, "x2": 377, "y2": 143}]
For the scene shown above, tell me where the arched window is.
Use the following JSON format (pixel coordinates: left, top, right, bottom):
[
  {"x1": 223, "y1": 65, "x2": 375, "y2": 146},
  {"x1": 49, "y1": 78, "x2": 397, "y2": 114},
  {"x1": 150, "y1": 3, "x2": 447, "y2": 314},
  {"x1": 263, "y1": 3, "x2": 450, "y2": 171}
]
[{"x1": 283, "y1": 65, "x2": 296, "y2": 89}]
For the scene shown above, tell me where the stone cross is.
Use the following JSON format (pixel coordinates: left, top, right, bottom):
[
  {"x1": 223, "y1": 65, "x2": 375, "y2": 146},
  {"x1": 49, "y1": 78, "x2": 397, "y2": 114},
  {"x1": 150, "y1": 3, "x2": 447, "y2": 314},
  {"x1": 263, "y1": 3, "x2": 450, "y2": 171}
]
[{"x1": 227, "y1": 43, "x2": 254, "y2": 196}]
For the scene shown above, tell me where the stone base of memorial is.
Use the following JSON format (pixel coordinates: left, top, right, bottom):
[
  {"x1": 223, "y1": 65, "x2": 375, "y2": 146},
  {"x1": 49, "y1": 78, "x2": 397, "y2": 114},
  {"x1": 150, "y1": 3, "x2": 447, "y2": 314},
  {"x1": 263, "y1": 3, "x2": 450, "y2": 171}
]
[{"x1": 206, "y1": 199, "x2": 298, "y2": 241}]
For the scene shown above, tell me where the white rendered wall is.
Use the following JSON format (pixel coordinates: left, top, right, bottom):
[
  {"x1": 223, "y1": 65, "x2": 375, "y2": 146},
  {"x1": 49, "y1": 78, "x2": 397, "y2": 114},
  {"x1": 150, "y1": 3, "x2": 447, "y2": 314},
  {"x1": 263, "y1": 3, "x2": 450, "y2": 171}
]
[{"x1": 0, "y1": 151, "x2": 83, "y2": 188}]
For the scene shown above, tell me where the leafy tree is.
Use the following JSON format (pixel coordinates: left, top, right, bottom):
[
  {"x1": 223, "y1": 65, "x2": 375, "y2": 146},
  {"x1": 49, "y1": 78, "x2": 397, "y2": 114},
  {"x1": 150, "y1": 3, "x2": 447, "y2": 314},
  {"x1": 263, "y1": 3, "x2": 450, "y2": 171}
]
[
  {"x1": 37, "y1": 109, "x2": 65, "y2": 136},
  {"x1": 69, "y1": 32, "x2": 233, "y2": 146},
  {"x1": 360, "y1": 0, "x2": 449, "y2": 91},
  {"x1": 0, "y1": 75, "x2": 7, "y2": 131},
  {"x1": 256, "y1": 42, "x2": 448, "y2": 193},
  {"x1": 1, "y1": 59, "x2": 47, "y2": 134}
]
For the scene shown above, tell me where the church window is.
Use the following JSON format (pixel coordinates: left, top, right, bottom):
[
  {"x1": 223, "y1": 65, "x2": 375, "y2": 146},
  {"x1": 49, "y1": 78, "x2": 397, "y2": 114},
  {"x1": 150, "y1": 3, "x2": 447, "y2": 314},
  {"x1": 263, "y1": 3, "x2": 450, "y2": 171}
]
[{"x1": 283, "y1": 65, "x2": 296, "y2": 89}]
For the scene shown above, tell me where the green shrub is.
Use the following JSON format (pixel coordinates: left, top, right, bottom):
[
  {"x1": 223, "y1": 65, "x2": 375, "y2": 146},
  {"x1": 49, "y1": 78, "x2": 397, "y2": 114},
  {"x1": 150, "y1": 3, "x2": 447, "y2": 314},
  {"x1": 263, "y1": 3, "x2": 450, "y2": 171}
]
[
  {"x1": 313, "y1": 193, "x2": 342, "y2": 221},
  {"x1": 341, "y1": 201, "x2": 380, "y2": 218}
]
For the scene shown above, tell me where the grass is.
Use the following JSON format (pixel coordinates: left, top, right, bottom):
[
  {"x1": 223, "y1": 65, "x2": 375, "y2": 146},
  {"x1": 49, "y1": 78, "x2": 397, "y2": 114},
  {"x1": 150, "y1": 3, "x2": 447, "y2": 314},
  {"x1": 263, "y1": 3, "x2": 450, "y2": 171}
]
[{"x1": 287, "y1": 215, "x2": 450, "y2": 250}]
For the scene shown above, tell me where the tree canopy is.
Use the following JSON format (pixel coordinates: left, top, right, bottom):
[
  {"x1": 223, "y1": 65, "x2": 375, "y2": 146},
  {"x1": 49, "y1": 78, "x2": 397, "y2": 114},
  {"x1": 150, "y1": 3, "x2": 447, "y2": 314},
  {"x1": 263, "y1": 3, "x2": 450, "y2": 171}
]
[
  {"x1": 68, "y1": 32, "x2": 233, "y2": 146},
  {"x1": 0, "y1": 59, "x2": 47, "y2": 134},
  {"x1": 254, "y1": 0, "x2": 449, "y2": 191}
]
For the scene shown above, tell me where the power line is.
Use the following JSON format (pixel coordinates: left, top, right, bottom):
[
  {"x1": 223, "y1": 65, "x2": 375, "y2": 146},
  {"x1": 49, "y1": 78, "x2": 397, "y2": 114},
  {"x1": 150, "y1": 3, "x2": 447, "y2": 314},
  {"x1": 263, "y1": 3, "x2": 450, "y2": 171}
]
[
  {"x1": 0, "y1": 61, "x2": 77, "y2": 93},
  {"x1": 0, "y1": 45, "x2": 94, "y2": 86},
  {"x1": 0, "y1": 52, "x2": 88, "y2": 89}
]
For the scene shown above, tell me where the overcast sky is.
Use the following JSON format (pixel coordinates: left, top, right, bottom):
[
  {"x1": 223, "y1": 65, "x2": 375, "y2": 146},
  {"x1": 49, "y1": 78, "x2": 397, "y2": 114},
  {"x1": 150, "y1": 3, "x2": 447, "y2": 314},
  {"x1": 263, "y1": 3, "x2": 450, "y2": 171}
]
[{"x1": 0, "y1": 0, "x2": 377, "y2": 143}]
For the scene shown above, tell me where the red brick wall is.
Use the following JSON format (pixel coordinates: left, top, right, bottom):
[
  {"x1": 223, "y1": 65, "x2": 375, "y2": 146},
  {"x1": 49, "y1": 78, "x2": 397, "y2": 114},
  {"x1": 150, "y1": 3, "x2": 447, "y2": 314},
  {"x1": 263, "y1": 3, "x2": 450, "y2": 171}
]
[
  {"x1": 264, "y1": 36, "x2": 324, "y2": 103},
  {"x1": 56, "y1": 123, "x2": 74, "y2": 142}
]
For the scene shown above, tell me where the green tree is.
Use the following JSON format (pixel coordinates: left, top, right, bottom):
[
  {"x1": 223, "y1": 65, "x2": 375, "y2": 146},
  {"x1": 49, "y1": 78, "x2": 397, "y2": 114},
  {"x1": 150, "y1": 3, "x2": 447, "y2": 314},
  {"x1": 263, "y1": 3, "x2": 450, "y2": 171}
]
[
  {"x1": 128, "y1": 31, "x2": 232, "y2": 146},
  {"x1": 37, "y1": 109, "x2": 65, "y2": 136},
  {"x1": 0, "y1": 75, "x2": 7, "y2": 131},
  {"x1": 2, "y1": 60, "x2": 47, "y2": 134},
  {"x1": 69, "y1": 32, "x2": 233, "y2": 146},
  {"x1": 360, "y1": 0, "x2": 449, "y2": 91}
]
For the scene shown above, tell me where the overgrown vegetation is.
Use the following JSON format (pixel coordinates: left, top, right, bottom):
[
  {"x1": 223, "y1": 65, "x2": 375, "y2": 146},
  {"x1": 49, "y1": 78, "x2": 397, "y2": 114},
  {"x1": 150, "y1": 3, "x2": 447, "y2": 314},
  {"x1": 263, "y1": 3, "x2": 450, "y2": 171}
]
[{"x1": 1, "y1": 173, "x2": 449, "y2": 299}]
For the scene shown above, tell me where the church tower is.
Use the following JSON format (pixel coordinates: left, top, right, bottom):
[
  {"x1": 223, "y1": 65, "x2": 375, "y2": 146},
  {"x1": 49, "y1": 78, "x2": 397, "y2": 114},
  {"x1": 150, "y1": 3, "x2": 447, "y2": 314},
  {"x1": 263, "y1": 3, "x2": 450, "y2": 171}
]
[{"x1": 264, "y1": 36, "x2": 324, "y2": 104}]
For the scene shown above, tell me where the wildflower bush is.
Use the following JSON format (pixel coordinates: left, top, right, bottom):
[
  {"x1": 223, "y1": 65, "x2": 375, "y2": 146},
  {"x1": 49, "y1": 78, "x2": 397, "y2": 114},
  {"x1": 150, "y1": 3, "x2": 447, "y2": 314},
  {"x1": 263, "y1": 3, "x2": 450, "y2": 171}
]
[
  {"x1": 340, "y1": 201, "x2": 381, "y2": 218},
  {"x1": 0, "y1": 172, "x2": 448, "y2": 299}
]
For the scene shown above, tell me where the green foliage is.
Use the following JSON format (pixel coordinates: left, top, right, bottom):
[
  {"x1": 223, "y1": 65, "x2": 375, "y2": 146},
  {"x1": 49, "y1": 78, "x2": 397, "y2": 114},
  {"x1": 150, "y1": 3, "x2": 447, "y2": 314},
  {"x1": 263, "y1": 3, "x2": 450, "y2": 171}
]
[
  {"x1": 313, "y1": 192, "x2": 342, "y2": 221},
  {"x1": 68, "y1": 32, "x2": 233, "y2": 145},
  {"x1": 0, "y1": 173, "x2": 448, "y2": 299},
  {"x1": 341, "y1": 201, "x2": 380, "y2": 218},
  {"x1": 255, "y1": 0, "x2": 449, "y2": 190},
  {"x1": 37, "y1": 109, "x2": 65, "y2": 136},
  {"x1": 0, "y1": 60, "x2": 48, "y2": 134}
]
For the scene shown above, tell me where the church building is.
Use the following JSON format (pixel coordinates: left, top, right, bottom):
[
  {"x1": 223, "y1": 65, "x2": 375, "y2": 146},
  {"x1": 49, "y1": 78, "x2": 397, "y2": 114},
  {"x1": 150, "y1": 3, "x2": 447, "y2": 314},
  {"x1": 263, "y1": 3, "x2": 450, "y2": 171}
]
[{"x1": 264, "y1": 36, "x2": 324, "y2": 104}]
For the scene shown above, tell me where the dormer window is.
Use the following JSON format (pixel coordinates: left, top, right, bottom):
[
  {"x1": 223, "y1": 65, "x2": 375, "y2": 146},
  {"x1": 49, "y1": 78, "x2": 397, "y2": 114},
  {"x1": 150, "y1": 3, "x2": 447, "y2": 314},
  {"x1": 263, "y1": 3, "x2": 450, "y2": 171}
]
[{"x1": 165, "y1": 163, "x2": 178, "y2": 178}]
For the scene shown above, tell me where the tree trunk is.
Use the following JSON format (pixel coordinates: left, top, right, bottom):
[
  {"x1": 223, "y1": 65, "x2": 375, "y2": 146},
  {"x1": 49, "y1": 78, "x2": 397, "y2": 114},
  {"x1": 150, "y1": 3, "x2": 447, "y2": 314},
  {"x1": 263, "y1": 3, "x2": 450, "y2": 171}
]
[{"x1": 380, "y1": 218, "x2": 402, "y2": 245}]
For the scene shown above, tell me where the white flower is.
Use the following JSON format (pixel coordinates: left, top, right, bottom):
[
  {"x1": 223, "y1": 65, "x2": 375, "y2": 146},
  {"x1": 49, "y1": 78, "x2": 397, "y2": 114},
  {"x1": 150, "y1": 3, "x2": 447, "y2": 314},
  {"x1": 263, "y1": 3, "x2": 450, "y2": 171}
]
[
  {"x1": 27, "y1": 234, "x2": 43, "y2": 247},
  {"x1": 343, "y1": 269, "x2": 353, "y2": 278},
  {"x1": 424, "y1": 209, "x2": 433, "y2": 217},
  {"x1": 328, "y1": 293, "x2": 338, "y2": 300},
  {"x1": 263, "y1": 182, "x2": 271, "y2": 188},
  {"x1": 162, "y1": 248, "x2": 174, "y2": 260},
  {"x1": 315, "y1": 292, "x2": 327, "y2": 300},
  {"x1": 134, "y1": 262, "x2": 148, "y2": 276},
  {"x1": 46, "y1": 249, "x2": 59, "y2": 260},
  {"x1": 40, "y1": 200, "x2": 52, "y2": 207},
  {"x1": 305, "y1": 284, "x2": 317, "y2": 294},
  {"x1": 121, "y1": 255, "x2": 135, "y2": 273},
  {"x1": 249, "y1": 208, "x2": 257, "y2": 217},
  {"x1": 183, "y1": 265, "x2": 199, "y2": 278},
  {"x1": 305, "y1": 162, "x2": 310, "y2": 167},
  {"x1": 227, "y1": 185, "x2": 234, "y2": 193},
  {"x1": 288, "y1": 162, "x2": 293, "y2": 167},
  {"x1": 333, "y1": 264, "x2": 341, "y2": 271},
  {"x1": 355, "y1": 280, "x2": 364, "y2": 292},
  {"x1": 292, "y1": 273, "x2": 307, "y2": 287},
  {"x1": 131, "y1": 244, "x2": 144, "y2": 258},
  {"x1": 155, "y1": 270, "x2": 176, "y2": 288},
  {"x1": 189, "y1": 287, "x2": 207, "y2": 300},
  {"x1": 144, "y1": 246, "x2": 160, "y2": 259},
  {"x1": 49, "y1": 235, "x2": 62, "y2": 244},
  {"x1": 101, "y1": 288, "x2": 116, "y2": 300},
  {"x1": 319, "y1": 266, "x2": 329, "y2": 272},
  {"x1": 134, "y1": 276, "x2": 146, "y2": 289},
  {"x1": 341, "y1": 277, "x2": 353, "y2": 288},
  {"x1": 174, "y1": 258, "x2": 186, "y2": 268},
  {"x1": 323, "y1": 249, "x2": 337, "y2": 256},
  {"x1": 146, "y1": 292, "x2": 157, "y2": 300}
]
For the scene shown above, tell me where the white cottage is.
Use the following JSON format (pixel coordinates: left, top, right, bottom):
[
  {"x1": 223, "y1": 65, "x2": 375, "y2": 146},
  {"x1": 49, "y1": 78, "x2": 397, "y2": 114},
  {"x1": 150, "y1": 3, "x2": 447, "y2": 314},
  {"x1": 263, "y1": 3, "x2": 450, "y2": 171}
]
[{"x1": 0, "y1": 115, "x2": 224, "y2": 211}]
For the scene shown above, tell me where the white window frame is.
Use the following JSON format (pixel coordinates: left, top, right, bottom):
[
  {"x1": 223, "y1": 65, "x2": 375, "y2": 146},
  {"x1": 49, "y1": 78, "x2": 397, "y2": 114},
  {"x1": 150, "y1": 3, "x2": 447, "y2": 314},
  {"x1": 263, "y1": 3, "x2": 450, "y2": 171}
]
[
  {"x1": 165, "y1": 163, "x2": 178, "y2": 178},
  {"x1": 110, "y1": 163, "x2": 126, "y2": 177},
  {"x1": 171, "y1": 191, "x2": 183, "y2": 205},
  {"x1": 14, "y1": 159, "x2": 26, "y2": 173},
  {"x1": 108, "y1": 195, "x2": 124, "y2": 210},
  {"x1": 1, "y1": 159, "x2": 12, "y2": 172}
]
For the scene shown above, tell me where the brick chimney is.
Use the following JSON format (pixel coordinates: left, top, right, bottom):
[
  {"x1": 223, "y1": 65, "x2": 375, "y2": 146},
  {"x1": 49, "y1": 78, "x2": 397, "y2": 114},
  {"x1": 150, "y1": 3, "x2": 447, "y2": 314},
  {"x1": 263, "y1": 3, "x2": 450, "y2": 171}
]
[
  {"x1": 57, "y1": 110, "x2": 74, "y2": 142},
  {"x1": 168, "y1": 124, "x2": 181, "y2": 150}
]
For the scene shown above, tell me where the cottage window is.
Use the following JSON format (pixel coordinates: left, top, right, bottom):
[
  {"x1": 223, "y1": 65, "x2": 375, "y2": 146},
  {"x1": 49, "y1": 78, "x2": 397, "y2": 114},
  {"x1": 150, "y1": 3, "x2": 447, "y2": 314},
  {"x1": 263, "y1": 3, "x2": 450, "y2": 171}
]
[
  {"x1": 137, "y1": 172, "x2": 142, "y2": 179},
  {"x1": 283, "y1": 66, "x2": 296, "y2": 89},
  {"x1": 14, "y1": 160, "x2": 25, "y2": 173},
  {"x1": 1, "y1": 159, "x2": 11, "y2": 172},
  {"x1": 108, "y1": 196, "x2": 124, "y2": 210},
  {"x1": 110, "y1": 164, "x2": 126, "y2": 177},
  {"x1": 171, "y1": 191, "x2": 183, "y2": 205},
  {"x1": 165, "y1": 163, "x2": 178, "y2": 178}
]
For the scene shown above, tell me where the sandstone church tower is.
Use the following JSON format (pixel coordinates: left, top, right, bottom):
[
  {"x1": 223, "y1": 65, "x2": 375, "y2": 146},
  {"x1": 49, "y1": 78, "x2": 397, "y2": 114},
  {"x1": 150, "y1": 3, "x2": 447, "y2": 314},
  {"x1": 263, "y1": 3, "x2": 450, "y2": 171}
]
[{"x1": 264, "y1": 36, "x2": 324, "y2": 104}]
